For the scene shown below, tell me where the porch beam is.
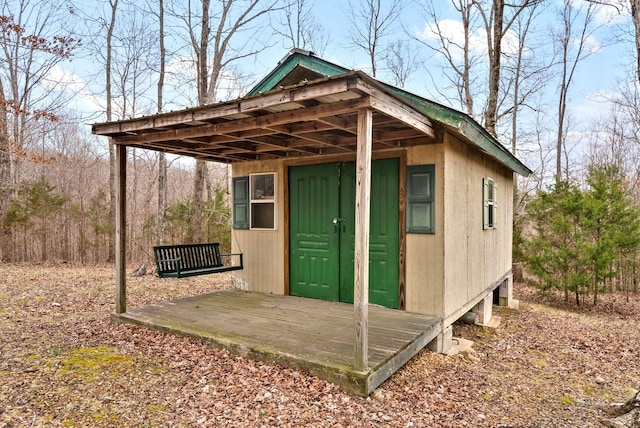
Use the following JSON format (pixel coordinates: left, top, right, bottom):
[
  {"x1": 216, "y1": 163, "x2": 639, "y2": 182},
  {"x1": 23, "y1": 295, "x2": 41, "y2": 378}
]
[
  {"x1": 266, "y1": 126, "x2": 353, "y2": 152},
  {"x1": 92, "y1": 78, "x2": 361, "y2": 136},
  {"x1": 355, "y1": 80, "x2": 435, "y2": 139},
  {"x1": 203, "y1": 131, "x2": 321, "y2": 155},
  {"x1": 115, "y1": 143, "x2": 127, "y2": 314},
  {"x1": 354, "y1": 107, "x2": 372, "y2": 371},
  {"x1": 111, "y1": 98, "x2": 371, "y2": 146}
]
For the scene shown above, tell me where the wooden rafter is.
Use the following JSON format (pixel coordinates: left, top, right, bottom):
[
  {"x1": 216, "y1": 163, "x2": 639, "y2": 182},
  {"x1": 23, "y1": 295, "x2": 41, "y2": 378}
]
[{"x1": 93, "y1": 74, "x2": 439, "y2": 163}]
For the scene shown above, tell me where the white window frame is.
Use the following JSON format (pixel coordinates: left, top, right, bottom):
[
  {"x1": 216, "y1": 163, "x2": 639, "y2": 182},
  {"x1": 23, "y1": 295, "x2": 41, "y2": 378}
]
[
  {"x1": 249, "y1": 172, "x2": 277, "y2": 230},
  {"x1": 483, "y1": 177, "x2": 497, "y2": 230}
]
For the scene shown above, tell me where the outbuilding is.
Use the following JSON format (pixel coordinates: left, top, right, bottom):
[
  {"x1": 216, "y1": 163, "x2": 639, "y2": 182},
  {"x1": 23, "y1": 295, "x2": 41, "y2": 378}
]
[{"x1": 92, "y1": 49, "x2": 530, "y2": 395}]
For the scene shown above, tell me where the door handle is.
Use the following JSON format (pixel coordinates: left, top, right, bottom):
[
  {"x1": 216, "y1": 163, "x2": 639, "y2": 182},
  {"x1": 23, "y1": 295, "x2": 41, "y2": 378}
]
[{"x1": 332, "y1": 217, "x2": 346, "y2": 233}]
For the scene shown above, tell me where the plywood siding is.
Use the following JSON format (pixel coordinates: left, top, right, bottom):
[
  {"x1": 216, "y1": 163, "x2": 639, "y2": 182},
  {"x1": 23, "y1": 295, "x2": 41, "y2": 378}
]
[
  {"x1": 404, "y1": 144, "x2": 445, "y2": 316},
  {"x1": 442, "y1": 133, "x2": 513, "y2": 321},
  {"x1": 231, "y1": 159, "x2": 286, "y2": 295},
  {"x1": 229, "y1": 135, "x2": 514, "y2": 320}
]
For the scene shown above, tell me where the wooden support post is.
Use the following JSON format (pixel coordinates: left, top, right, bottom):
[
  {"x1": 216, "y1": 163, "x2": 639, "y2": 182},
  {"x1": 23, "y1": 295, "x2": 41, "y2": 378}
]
[
  {"x1": 115, "y1": 143, "x2": 127, "y2": 314},
  {"x1": 354, "y1": 108, "x2": 372, "y2": 371}
]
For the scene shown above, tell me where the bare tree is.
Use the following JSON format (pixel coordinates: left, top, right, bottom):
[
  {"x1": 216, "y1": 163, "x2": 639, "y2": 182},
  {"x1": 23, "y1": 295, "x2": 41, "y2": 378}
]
[
  {"x1": 385, "y1": 39, "x2": 418, "y2": 88},
  {"x1": 631, "y1": 0, "x2": 640, "y2": 84},
  {"x1": 414, "y1": 0, "x2": 480, "y2": 117},
  {"x1": 111, "y1": 12, "x2": 156, "y2": 119},
  {"x1": 417, "y1": 0, "x2": 541, "y2": 135},
  {"x1": 169, "y1": 0, "x2": 281, "y2": 241},
  {"x1": 0, "y1": 79, "x2": 10, "y2": 260},
  {"x1": 108, "y1": 5, "x2": 159, "y2": 257},
  {"x1": 586, "y1": 78, "x2": 640, "y2": 196},
  {"x1": 554, "y1": 0, "x2": 598, "y2": 183},
  {"x1": 496, "y1": 2, "x2": 550, "y2": 212},
  {"x1": 274, "y1": 0, "x2": 329, "y2": 55},
  {"x1": 476, "y1": 0, "x2": 540, "y2": 137},
  {"x1": 583, "y1": 0, "x2": 640, "y2": 87},
  {"x1": 156, "y1": 0, "x2": 168, "y2": 245},
  {"x1": 481, "y1": 0, "x2": 506, "y2": 136},
  {"x1": 83, "y1": 0, "x2": 163, "y2": 258},
  {"x1": 0, "y1": 2, "x2": 79, "y2": 261},
  {"x1": 106, "y1": 0, "x2": 119, "y2": 262},
  {"x1": 501, "y1": 3, "x2": 548, "y2": 155},
  {"x1": 346, "y1": 0, "x2": 404, "y2": 77}
]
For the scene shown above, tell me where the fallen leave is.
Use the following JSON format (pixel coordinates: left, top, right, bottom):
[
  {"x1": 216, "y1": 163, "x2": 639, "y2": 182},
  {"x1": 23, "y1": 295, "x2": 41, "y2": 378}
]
[{"x1": 0, "y1": 264, "x2": 638, "y2": 427}]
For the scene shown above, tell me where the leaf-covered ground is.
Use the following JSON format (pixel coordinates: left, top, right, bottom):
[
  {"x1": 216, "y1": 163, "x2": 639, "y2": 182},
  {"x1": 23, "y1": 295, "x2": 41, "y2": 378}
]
[{"x1": 1, "y1": 265, "x2": 638, "y2": 427}]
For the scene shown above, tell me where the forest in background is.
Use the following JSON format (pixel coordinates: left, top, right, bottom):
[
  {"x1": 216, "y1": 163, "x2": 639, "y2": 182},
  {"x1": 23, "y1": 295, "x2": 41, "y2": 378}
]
[
  {"x1": 2, "y1": 138, "x2": 232, "y2": 264},
  {"x1": 1, "y1": 0, "x2": 640, "y2": 304}
]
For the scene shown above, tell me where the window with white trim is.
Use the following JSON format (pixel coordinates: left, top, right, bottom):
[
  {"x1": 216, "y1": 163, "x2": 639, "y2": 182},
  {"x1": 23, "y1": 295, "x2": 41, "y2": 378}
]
[
  {"x1": 250, "y1": 173, "x2": 276, "y2": 230},
  {"x1": 483, "y1": 177, "x2": 497, "y2": 230},
  {"x1": 406, "y1": 165, "x2": 435, "y2": 233}
]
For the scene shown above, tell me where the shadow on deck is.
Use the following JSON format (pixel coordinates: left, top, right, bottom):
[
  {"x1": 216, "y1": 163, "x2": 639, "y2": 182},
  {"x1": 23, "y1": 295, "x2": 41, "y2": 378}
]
[{"x1": 112, "y1": 290, "x2": 442, "y2": 396}]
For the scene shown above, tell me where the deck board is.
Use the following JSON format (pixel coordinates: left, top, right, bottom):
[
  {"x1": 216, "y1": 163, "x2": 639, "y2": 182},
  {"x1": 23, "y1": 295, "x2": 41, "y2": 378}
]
[{"x1": 113, "y1": 289, "x2": 442, "y2": 395}]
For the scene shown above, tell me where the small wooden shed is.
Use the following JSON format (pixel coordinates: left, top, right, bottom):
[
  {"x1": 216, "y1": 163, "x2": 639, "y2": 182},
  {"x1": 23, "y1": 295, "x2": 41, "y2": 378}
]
[
  {"x1": 228, "y1": 49, "x2": 529, "y2": 323},
  {"x1": 92, "y1": 49, "x2": 530, "y2": 392}
]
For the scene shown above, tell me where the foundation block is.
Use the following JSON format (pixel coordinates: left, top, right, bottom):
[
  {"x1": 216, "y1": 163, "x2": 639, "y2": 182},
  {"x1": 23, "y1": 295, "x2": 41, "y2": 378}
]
[{"x1": 427, "y1": 325, "x2": 452, "y2": 354}]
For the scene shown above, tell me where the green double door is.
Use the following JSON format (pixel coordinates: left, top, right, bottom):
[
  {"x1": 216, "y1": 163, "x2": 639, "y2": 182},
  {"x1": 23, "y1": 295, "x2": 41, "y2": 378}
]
[{"x1": 289, "y1": 158, "x2": 399, "y2": 309}]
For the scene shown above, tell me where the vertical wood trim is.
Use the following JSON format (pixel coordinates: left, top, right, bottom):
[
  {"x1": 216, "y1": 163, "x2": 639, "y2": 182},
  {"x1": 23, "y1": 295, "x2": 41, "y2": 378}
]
[
  {"x1": 354, "y1": 108, "x2": 372, "y2": 371},
  {"x1": 115, "y1": 143, "x2": 127, "y2": 314},
  {"x1": 283, "y1": 164, "x2": 290, "y2": 295},
  {"x1": 398, "y1": 155, "x2": 407, "y2": 310}
]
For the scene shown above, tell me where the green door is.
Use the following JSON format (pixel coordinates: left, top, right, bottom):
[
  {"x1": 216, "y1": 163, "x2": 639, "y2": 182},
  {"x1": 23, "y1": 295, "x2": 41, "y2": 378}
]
[
  {"x1": 339, "y1": 158, "x2": 399, "y2": 308},
  {"x1": 289, "y1": 159, "x2": 399, "y2": 308},
  {"x1": 289, "y1": 163, "x2": 340, "y2": 301}
]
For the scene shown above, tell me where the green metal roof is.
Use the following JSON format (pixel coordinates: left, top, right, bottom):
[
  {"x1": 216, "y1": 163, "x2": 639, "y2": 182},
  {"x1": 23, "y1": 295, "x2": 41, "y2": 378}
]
[
  {"x1": 384, "y1": 85, "x2": 531, "y2": 177},
  {"x1": 248, "y1": 49, "x2": 350, "y2": 96},
  {"x1": 249, "y1": 49, "x2": 531, "y2": 177}
]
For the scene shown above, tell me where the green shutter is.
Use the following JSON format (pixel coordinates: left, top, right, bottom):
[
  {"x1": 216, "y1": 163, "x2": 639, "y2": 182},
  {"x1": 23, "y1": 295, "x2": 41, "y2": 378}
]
[
  {"x1": 406, "y1": 165, "x2": 435, "y2": 233},
  {"x1": 233, "y1": 176, "x2": 249, "y2": 229}
]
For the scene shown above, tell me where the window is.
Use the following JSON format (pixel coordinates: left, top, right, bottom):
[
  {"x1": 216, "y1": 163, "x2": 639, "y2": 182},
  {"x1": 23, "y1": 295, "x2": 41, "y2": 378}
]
[
  {"x1": 483, "y1": 177, "x2": 497, "y2": 230},
  {"x1": 233, "y1": 173, "x2": 277, "y2": 230},
  {"x1": 406, "y1": 165, "x2": 435, "y2": 233},
  {"x1": 250, "y1": 173, "x2": 276, "y2": 229}
]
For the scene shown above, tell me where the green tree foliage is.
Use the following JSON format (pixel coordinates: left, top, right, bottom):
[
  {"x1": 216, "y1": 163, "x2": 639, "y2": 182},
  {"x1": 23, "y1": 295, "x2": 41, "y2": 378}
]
[
  {"x1": 146, "y1": 188, "x2": 232, "y2": 252},
  {"x1": 3, "y1": 178, "x2": 67, "y2": 261},
  {"x1": 87, "y1": 189, "x2": 113, "y2": 261},
  {"x1": 523, "y1": 164, "x2": 640, "y2": 305},
  {"x1": 4, "y1": 178, "x2": 66, "y2": 227},
  {"x1": 584, "y1": 164, "x2": 640, "y2": 304}
]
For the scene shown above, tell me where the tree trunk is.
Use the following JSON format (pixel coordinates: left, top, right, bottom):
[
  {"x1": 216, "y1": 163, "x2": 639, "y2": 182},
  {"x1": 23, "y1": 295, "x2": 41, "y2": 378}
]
[
  {"x1": 192, "y1": 159, "x2": 206, "y2": 241},
  {"x1": 157, "y1": 152, "x2": 167, "y2": 244},
  {"x1": 632, "y1": 0, "x2": 640, "y2": 85},
  {"x1": 0, "y1": 79, "x2": 12, "y2": 261},
  {"x1": 106, "y1": 0, "x2": 119, "y2": 263},
  {"x1": 462, "y1": 4, "x2": 474, "y2": 117},
  {"x1": 190, "y1": 0, "x2": 211, "y2": 242},
  {"x1": 157, "y1": 0, "x2": 167, "y2": 246},
  {"x1": 484, "y1": 0, "x2": 504, "y2": 137}
]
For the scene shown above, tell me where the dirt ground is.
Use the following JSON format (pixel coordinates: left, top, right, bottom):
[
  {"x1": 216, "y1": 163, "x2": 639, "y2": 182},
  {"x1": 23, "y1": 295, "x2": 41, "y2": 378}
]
[{"x1": 1, "y1": 264, "x2": 638, "y2": 427}]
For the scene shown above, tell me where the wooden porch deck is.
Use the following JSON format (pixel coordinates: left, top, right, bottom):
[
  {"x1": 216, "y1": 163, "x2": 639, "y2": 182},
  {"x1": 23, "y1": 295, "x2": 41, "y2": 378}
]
[{"x1": 112, "y1": 290, "x2": 442, "y2": 395}]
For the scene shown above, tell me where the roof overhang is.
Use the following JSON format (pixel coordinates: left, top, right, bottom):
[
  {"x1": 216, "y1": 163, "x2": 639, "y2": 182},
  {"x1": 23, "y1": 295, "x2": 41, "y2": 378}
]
[
  {"x1": 92, "y1": 71, "x2": 437, "y2": 163},
  {"x1": 383, "y1": 85, "x2": 532, "y2": 176}
]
